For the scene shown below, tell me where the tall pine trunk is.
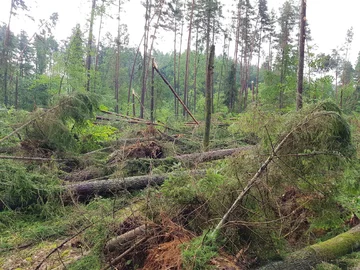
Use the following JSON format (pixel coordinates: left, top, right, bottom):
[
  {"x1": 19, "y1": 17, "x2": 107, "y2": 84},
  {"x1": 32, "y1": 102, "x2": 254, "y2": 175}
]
[
  {"x1": 193, "y1": 27, "x2": 199, "y2": 113},
  {"x1": 177, "y1": 13, "x2": 184, "y2": 116},
  {"x1": 2, "y1": 0, "x2": 14, "y2": 106},
  {"x1": 86, "y1": 0, "x2": 96, "y2": 92},
  {"x1": 204, "y1": 45, "x2": 215, "y2": 151},
  {"x1": 127, "y1": 35, "x2": 144, "y2": 115},
  {"x1": 94, "y1": 0, "x2": 105, "y2": 93},
  {"x1": 173, "y1": 18, "x2": 178, "y2": 116},
  {"x1": 140, "y1": 0, "x2": 150, "y2": 118},
  {"x1": 115, "y1": 0, "x2": 121, "y2": 113},
  {"x1": 296, "y1": 0, "x2": 306, "y2": 110},
  {"x1": 183, "y1": 0, "x2": 195, "y2": 117}
]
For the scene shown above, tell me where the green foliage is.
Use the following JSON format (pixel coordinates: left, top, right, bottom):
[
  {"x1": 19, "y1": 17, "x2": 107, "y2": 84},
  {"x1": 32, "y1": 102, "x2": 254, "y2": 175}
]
[
  {"x1": 0, "y1": 108, "x2": 28, "y2": 145},
  {"x1": 161, "y1": 170, "x2": 225, "y2": 206},
  {"x1": 24, "y1": 92, "x2": 101, "y2": 152},
  {"x1": 0, "y1": 160, "x2": 60, "y2": 211},
  {"x1": 161, "y1": 173, "x2": 198, "y2": 205},
  {"x1": 181, "y1": 231, "x2": 219, "y2": 270},
  {"x1": 77, "y1": 121, "x2": 117, "y2": 153}
]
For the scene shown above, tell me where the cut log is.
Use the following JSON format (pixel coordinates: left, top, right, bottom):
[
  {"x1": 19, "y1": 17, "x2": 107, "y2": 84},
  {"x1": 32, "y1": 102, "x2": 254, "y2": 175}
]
[
  {"x1": 65, "y1": 170, "x2": 205, "y2": 198},
  {"x1": 259, "y1": 224, "x2": 360, "y2": 270}
]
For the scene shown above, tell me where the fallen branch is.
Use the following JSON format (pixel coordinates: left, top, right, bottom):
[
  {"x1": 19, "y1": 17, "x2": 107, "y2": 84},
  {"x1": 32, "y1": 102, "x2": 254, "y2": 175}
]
[{"x1": 259, "y1": 224, "x2": 360, "y2": 270}]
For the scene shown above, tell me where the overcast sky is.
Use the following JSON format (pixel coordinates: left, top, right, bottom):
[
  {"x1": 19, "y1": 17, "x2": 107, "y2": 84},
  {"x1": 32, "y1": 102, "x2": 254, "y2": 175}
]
[{"x1": 1, "y1": 0, "x2": 359, "y2": 64}]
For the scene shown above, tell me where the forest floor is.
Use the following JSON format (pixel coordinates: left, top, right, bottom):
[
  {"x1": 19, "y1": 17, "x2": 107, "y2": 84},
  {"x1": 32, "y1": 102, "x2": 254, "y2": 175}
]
[{"x1": 2, "y1": 101, "x2": 360, "y2": 269}]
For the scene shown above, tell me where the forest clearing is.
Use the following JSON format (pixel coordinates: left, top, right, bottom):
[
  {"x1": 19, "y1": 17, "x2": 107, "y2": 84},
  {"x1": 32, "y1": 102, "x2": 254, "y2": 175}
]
[{"x1": 2, "y1": 0, "x2": 360, "y2": 269}]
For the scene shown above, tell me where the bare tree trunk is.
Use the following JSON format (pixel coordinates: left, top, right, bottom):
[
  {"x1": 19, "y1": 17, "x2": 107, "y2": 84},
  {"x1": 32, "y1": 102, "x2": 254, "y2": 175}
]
[
  {"x1": 140, "y1": 0, "x2": 150, "y2": 118},
  {"x1": 127, "y1": 35, "x2": 144, "y2": 115},
  {"x1": 256, "y1": 31, "x2": 262, "y2": 101},
  {"x1": 193, "y1": 27, "x2": 199, "y2": 114},
  {"x1": 150, "y1": 58, "x2": 155, "y2": 122},
  {"x1": 217, "y1": 33, "x2": 228, "y2": 110},
  {"x1": 296, "y1": 0, "x2": 306, "y2": 111},
  {"x1": 183, "y1": 0, "x2": 195, "y2": 117},
  {"x1": 15, "y1": 74, "x2": 18, "y2": 109},
  {"x1": 115, "y1": 0, "x2": 121, "y2": 113},
  {"x1": 2, "y1": 1, "x2": 14, "y2": 106},
  {"x1": 177, "y1": 12, "x2": 184, "y2": 116},
  {"x1": 86, "y1": 0, "x2": 96, "y2": 92},
  {"x1": 204, "y1": 45, "x2": 215, "y2": 151},
  {"x1": 173, "y1": 18, "x2": 178, "y2": 116},
  {"x1": 93, "y1": 0, "x2": 105, "y2": 93}
]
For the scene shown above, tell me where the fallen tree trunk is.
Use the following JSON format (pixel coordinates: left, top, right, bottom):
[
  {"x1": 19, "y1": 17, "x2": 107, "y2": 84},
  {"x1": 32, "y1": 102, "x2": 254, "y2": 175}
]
[
  {"x1": 175, "y1": 146, "x2": 252, "y2": 164},
  {"x1": 259, "y1": 224, "x2": 360, "y2": 270},
  {"x1": 65, "y1": 170, "x2": 205, "y2": 198},
  {"x1": 118, "y1": 146, "x2": 253, "y2": 176},
  {"x1": 104, "y1": 224, "x2": 157, "y2": 253}
]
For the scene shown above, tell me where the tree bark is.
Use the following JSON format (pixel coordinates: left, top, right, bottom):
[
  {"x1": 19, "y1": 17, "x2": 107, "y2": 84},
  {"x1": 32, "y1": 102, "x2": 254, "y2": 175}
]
[
  {"x1": 296, "y1": 0, "x2": 306, "y2": 111},
  {"x1": 204, "y1": 45, "x2": 215, "y2": 150},
  {"x1": 259, "y1": 224, "x2": 360, "y2": 270},
  {"x1": 65, "y1": 170, "x2": 205, "y2": 198},
  {"x1": 120, "y1": 146, "x2": 253, "y2": 175}
]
